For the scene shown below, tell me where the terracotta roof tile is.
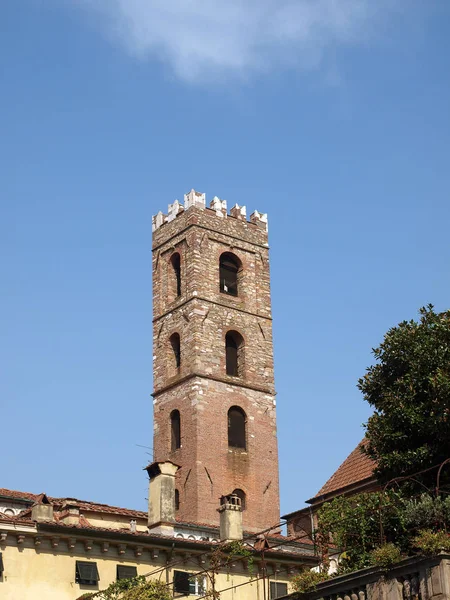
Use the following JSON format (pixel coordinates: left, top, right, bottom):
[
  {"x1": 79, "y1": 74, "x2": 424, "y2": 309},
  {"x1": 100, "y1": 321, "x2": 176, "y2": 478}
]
[
  {"x1": 0, "y1": 488, "x2": 146, "y2": 519},
  {"x1": 312, "y1": 440, "x2": 376, "y2": 499},
  {"x1": 0, "y1": 488, "x2": 39, "y2": 502}
]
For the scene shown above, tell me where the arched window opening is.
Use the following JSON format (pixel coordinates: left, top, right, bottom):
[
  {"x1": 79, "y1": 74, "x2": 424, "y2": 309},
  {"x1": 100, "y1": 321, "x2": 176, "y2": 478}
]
[
  {"x1": 219, "y1": 252, "x2": 241, "y2": 296},
  {"x1": 228, "y1": 406, "x2": 246, "y2": 449},
  {"x1": 225, "y1": 331, "x2": 244, "y2": 377},
  {"x1": 175, "y1": 489, "x2": 180, "y2": 511},
  {"x1": 170, "y1": 333, "x2": 181, "y2": 371},
  {"x1": 232, "y1": 489, "x2": 246, "y2": 510},
  {"x1": 170, "y1": 409, "x2": 181, "y2": 451},
  {"x1": 170, "y1": 252, "x2": 182, "y2": 298}
]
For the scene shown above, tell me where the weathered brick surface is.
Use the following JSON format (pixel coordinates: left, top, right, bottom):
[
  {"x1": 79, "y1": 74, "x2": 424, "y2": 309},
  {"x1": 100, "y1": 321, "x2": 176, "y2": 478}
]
[{"x1": 152, "y1": 200, "x2": 280, "y2": 532}]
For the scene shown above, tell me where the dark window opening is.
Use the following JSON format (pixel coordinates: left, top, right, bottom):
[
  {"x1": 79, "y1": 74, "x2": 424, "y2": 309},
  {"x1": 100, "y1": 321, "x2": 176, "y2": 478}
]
[
  {"x1": 175, "y1": 489, "x2": 180, "y2": 511},
  {"x1": 232, "y1": 488, "x2": 246, "y2": 510},
  {"x1": 270, "y1": 582, "x2": 288, "y2": 599},
  {"x1": 171, "y1": 409, "x2": 181, "y2": 451},
  {"x1": 173, "y1": 570, "x2": 190, "y2": 595},
  {"x1": 75, "y1": 561, "x2": 99, "y2": 586},
  {"x1": 174, "y1": 570, "x2": 205, "y2": 596},
  {"x1": 225, "y1": 331, "x2": 244, "y2": 377},
  {"x1": 0, "y1": 552, "x2": 4, "y2": 575},
  {"x1": 228, "y1": 406, "x2": 246, "y2": 449},
  {"x1": 219, "y1": 252, "x2": 240, "y2": 296},
  {"x1": 170, "y1": 333, "x2": 181, "y2": 370},
  {"x1": 117, "y1": 565, "x2": 138, "y2": 581},
  {"x1": 171, "y1": 253, "x2": 182, "y2": 298}
]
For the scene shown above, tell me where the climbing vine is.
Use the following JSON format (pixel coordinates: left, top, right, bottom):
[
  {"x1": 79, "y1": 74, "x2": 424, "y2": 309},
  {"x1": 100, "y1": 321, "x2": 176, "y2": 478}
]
[
  {"x1": 202, "y1": 541, "x2": 255, "y2": 599},
  {"x1": 76, "y1": 576, "x2": 171, "y2": 600}
]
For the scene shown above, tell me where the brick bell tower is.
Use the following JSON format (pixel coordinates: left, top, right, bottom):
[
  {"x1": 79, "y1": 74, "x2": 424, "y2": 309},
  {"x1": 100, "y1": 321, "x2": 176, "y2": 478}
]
[{"x1": 151, "y1": 190, "x2": 280, "y2": 533}]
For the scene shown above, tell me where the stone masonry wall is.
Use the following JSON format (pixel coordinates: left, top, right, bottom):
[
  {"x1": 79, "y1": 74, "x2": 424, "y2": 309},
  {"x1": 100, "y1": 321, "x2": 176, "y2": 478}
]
[{"x1": 152, "y1": 191, "x2": 279, "y2": 533}]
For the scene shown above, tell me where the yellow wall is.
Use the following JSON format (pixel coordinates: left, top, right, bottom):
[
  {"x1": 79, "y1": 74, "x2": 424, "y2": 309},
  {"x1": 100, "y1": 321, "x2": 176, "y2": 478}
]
[{"x1": 0, "y1": 537, "x2": 292, "y2": 599}]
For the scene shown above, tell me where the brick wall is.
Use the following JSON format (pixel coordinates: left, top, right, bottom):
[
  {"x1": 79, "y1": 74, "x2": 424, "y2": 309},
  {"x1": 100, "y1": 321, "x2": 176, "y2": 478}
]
[{"x1": 152, "y1": 198, "x2": 280, "y2": 532}]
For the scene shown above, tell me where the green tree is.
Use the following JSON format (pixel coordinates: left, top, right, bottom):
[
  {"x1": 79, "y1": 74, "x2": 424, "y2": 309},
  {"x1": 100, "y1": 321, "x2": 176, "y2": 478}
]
[
  {"x1": 316, "y1": 491, "x2": 405, "y2": 572},
  {"x1": 359, "y1": 305, "x2": 450, "y2": 490}
]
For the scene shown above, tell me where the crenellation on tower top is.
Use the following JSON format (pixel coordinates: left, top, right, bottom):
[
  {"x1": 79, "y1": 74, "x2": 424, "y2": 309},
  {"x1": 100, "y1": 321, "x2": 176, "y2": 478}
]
[
  {"x1": 167, "y1": 200, "x2": 184, "y2": 223},
  {"x1": 250, "y1": 210, "x2": 268, "y2": 231},
  {"x1": 184, "y1": 188, "x2": 206, "y2": 210},
  {"x1": 152, "y1": 211, "x2": 166, "y2": 232},
  {"x1": 152, "y1": 189, "x2": 268, "y2": 232},
  {"x1": 229, "y1": 203, "x2": 246, "y2": 220},
  {"x1": 210, "y1": 196, "x2": 227, "y2": 217}
]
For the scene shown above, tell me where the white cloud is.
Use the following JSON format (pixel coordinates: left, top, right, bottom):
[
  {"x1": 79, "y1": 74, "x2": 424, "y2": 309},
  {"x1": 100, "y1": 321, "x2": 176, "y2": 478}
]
[{"x1": 74, "y1": 0, "x2": 405, "y2": 83}]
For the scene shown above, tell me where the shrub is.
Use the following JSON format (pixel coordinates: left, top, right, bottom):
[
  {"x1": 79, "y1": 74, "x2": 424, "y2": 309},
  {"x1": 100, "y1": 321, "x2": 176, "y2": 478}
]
[
  {"x1": 402, "y1": 495, "x2": 450, "y2": 532},
  {"x1": 413, "y1": 530, "x2": 450, "y2": 556},
  {"x1": 370, "y1": 543, "x2": 402, "y2": 568},
  {"x1": 291, "y1": 570, "x2": 329, "y2": 594},
  {"x1": 317, "y1": 491, "x2": 406, "y2": 572}
]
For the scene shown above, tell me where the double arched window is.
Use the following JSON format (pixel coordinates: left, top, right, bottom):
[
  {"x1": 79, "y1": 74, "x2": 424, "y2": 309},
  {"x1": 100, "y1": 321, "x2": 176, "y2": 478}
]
[
  {"x1": 228, "y1": 406, "x2": 246, "y2": 449},
  {"x1": 219, "y1": 252, "x2": 241, "y2": 296},
  {"x1": 225, "y1": 331, "x2": 244, "y2": 377},
  {"x1": 170, "y1": 409, "x2": 181, "y2": 451}
]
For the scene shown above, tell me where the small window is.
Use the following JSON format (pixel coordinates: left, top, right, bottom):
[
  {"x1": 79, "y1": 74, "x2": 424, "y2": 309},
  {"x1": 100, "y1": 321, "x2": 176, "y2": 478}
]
[
  {"x1": 175, "y1": 489, "x2": 180, "y2": 511},
  {"x1": 0, "y1": 552, "x2": 4, "y2": 575},
  {"x1": 173, "y1": 570, "x2": 190, "y2": 595},
  {"x1": 228, "y1": 406, "x2": 246, "y2": 449},
  {"x1": 189, "y1": 575, "x2": 206, "y2": 595},
  {"x1": 170, "y1": 333, "x2": 181, "y2": 370},
  {"x1": 171, "y1": 409, "x2": 181, "y2": 451},
  {"x1": 225, "y1": 331, "x2": 244, "y2": 377},
  {"x1": 219, "y1": 252, "x2": 241, "y2": 296},
  {"x1": 270, "y1": 582, "x2": 288, "y2": 599},
  {"x1": 171, "y1": 253, "x2": 182, "y2": 298},
  {"x1": 75, "y1": 561, "x2": 99, "y2": 586},
  {"x1": 117, "y1": 565, "x2": 138, "y2": 580},
  {"x1": 173, "y1": 571, "x2": 206, "y2": 596},
  {"x1": 232, "y1": 488, "x2": 246, "y2": 510}
]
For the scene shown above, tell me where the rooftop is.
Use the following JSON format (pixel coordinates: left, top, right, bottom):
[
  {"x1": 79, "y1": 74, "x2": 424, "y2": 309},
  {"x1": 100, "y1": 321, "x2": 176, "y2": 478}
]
[{"x1": 309, "y1": 440, "x2": 376, "y2": 503}]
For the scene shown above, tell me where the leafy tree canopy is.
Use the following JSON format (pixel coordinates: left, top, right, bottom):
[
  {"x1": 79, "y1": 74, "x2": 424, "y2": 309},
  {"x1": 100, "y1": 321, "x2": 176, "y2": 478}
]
[{"x1": 359, "y1": 305, "x2": 450, "y2": 490}]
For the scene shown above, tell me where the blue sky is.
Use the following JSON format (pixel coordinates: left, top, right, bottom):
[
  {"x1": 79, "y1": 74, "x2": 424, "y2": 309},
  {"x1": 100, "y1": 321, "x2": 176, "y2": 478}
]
[{"x1": 1, "y1": 0, "x2": 450, "y2": 517}]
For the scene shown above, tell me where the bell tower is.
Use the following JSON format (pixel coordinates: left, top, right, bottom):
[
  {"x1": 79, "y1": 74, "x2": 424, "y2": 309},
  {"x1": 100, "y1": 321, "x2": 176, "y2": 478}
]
[{"x1": 152, "y1": 190, "x2": 279, "y2": 533}]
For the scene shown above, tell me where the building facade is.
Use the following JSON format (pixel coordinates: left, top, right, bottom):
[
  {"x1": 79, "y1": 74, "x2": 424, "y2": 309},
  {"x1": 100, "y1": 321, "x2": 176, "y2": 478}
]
[
  {"x1": 0, "y1": 488, "x2": 316, "y2": 600},
  {"x1": 0, "y1": 189, "x2": 317, "y2": 599}
]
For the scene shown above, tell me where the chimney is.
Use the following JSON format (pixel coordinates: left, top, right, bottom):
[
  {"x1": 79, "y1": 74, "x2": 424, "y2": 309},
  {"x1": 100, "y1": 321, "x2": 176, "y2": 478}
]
[
  {"x1": 145, "y1": 461, "x2": 180, "y2": 535},
  {"x1": 31, "y1": 494, "x2": 54, "y2": 523},
  {"x1": 218, "y1": 494, "x2": 243, "y2": 542}
]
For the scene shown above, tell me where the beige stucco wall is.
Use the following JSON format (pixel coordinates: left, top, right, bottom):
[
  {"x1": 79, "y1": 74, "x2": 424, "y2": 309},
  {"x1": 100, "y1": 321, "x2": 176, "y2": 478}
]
[{"x1": 0, "y1": 535, "x2": 292, "y2": 599}]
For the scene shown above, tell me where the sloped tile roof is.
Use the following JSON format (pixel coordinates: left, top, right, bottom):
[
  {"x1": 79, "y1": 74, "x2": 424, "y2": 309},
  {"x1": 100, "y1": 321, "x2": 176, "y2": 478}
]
[
  {"x1": 313, "y1": 440, "x2": 376, "y2": 499},
  {"x1": 0, "y1": 488, "x2": 40, "y2": 502},
  {"x1": 0, "y1": 488, "x2": 146, "y2": 519}
]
